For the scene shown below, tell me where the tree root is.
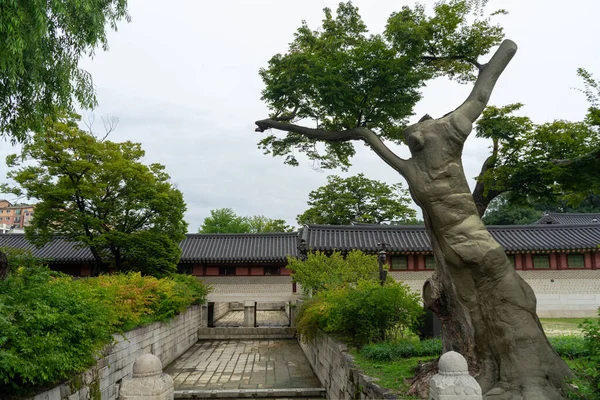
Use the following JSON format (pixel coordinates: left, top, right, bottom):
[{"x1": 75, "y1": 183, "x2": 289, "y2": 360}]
[{"x1": 406, "y1": 358, "x2": 439, "y2": 399}]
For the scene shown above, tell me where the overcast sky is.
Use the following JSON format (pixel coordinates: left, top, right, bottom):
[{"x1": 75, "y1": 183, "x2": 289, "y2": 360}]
[{"x1": 2, "y1": 0, "x2": 599, "y2": 231}]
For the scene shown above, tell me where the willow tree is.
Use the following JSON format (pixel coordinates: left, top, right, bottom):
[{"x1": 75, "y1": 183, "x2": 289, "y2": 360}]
[{"x1": 254, "y1": 2, "x2": 571, "y2": 398}]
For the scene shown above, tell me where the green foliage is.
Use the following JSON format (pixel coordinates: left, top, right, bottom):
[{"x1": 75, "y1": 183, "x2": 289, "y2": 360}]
[
  {"x1": 548, "y1": 336, "x2": 588, "y2": 360},
  {"x1": 287, "y1": 250, "x2": 381, "y2": 295},
  {"x1": 297, "y1": 174, "x2": 416, "y2": 225},
  {"x1": 258, "y1": 1, "x2": 505, "y2": 169},
  {"x1": 0, "y1": 250, "x2": 209, "y2": 395},
  {"x1": 0, "y1": 0, "x2": 129, "y2": 142},
  {"x1": 483, "y1": 193, "x2": 600, "y2": 225},
  {"x1": 296, "y1": 280, "x2": 423, "y2": 346},
  {"x1": 199, "y1": 208, "x2": 293, "y2": 233},
  {"x1": 475, "y1": 70, "x2": 600, "y2": 213},
  {"x1": 2, "y1": 114, "x2": 187, "y2": 276},
  {"x1": 361, "y1": 338, "x2": 442, "y2": 361},
  {"x1": 566, "y1": 310, "x2": 600, "y2": 399}
]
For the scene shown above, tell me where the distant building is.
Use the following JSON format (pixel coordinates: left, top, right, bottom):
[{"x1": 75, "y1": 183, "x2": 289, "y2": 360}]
[
  {"x1": 534, "y1": 212, "x2": 600, "y2": 225},
  {"x1": 0, "y1": 200, "x2": 35, "y2": 231}
]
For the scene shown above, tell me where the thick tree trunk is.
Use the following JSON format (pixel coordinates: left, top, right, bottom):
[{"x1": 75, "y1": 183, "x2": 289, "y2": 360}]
[
  {"x1": 89, "y1": 246, "x2": 104, "y2": 277},
  {"x1": 405, "y1": 113, "x2": 572, "y2": 399}
]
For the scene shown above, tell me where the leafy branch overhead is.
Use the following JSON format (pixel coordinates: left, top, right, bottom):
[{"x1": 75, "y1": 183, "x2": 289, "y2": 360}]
[
  {"x1": 0, "y1": 0, "x2": 130, "y2": 142},
  {"x1": 255, "y1": 0, "x2": 505, "y2": 170}
]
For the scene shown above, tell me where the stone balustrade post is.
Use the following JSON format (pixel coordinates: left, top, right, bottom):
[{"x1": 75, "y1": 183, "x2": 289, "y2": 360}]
[
  {"x1": 289, "y1": 300, "x2": 298, "y2": 328},
  {"x1": 120, "y1": 354, "x2": 174, "y2": 400},
  {"x1": 244, "y1": 300, "x2": 256, "y2": 327},
  {"x1": 200, "y1": 304, "x2": 209, "y2": 328},
  {"x1": 429, "y1": 351, "x2": 482, "y2": 400}
]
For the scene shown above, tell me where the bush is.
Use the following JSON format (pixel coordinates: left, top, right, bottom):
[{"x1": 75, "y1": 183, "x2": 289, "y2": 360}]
[
  {"x1": 287, "y1": 250, "x2": 382, "y2": 295},
  {"x1": 548, "y1": 336, "x2": 588, "y2": 360},
  {"x1": 0, "y1": 250, "x2": 210, "y2": 395},
  {"x1": 296, "y1": 280, "x2": 423, "y2": 347},
  {"x1": 567, "y1": 310, "x2": 600, "y2": 399},
  {"x1": 361, "y1": 339, "x2": 442, "y2": 361}
]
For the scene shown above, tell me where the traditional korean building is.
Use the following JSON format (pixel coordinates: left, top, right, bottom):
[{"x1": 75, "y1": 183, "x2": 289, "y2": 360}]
[{"x1": 1, "y1": 219, "x2": 599, "y2": 316}]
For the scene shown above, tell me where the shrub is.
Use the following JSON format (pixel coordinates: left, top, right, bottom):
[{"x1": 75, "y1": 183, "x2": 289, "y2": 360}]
[
  {"x1": 567, "y1": 310, "x2": 600, "y2": 399},
  {"x1": 548, "y1": 336, "x2": 588, "y2": 360},
  {"x1": 361, "y1": 339, "x2": 442, "y2": 361},
  {"x1": 0, "y1": 250, "x2": 210, "y2": 395},
  {"x1": 287, "y1": 250, "x2": 381, "y2": 295},
  {"x1": 296, "y1": 280, "x2": 423, "y2": 347}
]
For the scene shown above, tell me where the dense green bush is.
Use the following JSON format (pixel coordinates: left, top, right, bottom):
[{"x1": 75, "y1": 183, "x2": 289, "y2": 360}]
[
  {"x1": 360, "y1": 336, "x2": 589, "y2": 362},
  {"x1": 361, "y1": 339, "x2": 442, "y2": 361},
  {"x1": 287, "y1": 250, "x2": 383, "y2": 295},
  {"x1": 567, "y1": 310, "x2": 600, "y2": 399},
  {"x1": 0, "y1": 249, "x2": 210, "y2": 395},
  {"x1": 296, "y1": 280, "x2": 423, "y2": 346}
]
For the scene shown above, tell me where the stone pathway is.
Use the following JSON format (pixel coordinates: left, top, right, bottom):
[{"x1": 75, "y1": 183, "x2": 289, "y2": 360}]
[
  {"x1": 165, "y1": 340, "x2": 321, "y2": 391},
  {"x1": 215, "y1": 311, "x2": 290, "y2": 327}
]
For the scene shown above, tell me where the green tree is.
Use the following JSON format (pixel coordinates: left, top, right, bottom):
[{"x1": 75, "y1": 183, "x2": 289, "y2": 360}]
[
  {"x1": 199, "y1": 208, "x2": 293, "y2": 233},
  {"x1": 254, "y1": 2, "x2": 571, "y2": 396},
  {"x1": 297, "y1": 174, "x2": 416, "y2": 225},
  {"x1": 483, "y1": 194, "x2": 600, "y2": 225},
  {"x1": 473, "y1": 98, "x2": 600, "y2": 216},
  {"x1": 3, "y1": 114, "x2": 187, "y2": 277},
  {"x1": 287, "y1": 250, "x2": 382, "y2": 295},
  {"x1": 0, "y1": 1, "x2": 130, "y2": 142}
]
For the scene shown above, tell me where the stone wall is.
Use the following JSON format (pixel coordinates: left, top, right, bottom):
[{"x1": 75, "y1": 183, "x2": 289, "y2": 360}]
[
  {"x1": 213, "y1": 302, "x2": 229, "y2": 322},
  {"x1": 29, "y1": 305, "x2": 201, "y2": 400},
  {"x1": 298, "y1": 331, "x2": 397, "y2": 400},
  {"x1": 390, "y1": 270, "x2": 600, "y2": 318}
]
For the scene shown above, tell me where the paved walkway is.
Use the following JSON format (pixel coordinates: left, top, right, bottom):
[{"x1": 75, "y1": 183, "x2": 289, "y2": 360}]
[
  {"x1": 215, "y1": 311, "x2": 290, "y2": 327},
  {"x1": 165, "y1": 339, "x2": 321, "y2": 391}
]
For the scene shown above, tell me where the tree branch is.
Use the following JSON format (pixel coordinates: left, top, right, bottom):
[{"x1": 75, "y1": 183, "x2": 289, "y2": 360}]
[
  {"x1": 255, "y1": 119, "x2": 412, "y2": 176},
  {"x1": 421, "y1": 55, "x2": 482, "y2": 69},
  {"x1": 455, "y1": 40, "x2": 518, "y2": 122}
]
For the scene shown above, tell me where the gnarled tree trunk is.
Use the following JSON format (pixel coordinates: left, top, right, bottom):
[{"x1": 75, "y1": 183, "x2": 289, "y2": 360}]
[
  {"x1": 256, "y1": 39, "x2": 572, "y2": 399},
  {"x1": 400, "y1": 41, "x2": 572, "y2": 399}
]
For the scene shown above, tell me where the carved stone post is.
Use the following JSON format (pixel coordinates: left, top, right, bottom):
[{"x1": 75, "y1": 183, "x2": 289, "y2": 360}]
[
  {"x1": 120, "y1": 354, "x2": 174, "y2": 400},
  {"x1": 429, "y1": 351, "x2": 482, "y2": 400}
]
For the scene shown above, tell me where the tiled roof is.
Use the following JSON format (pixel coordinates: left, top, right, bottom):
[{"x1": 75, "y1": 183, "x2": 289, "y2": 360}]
[
  {"x1": 303, "y1": 224, "x2": 600, "y2": 253},
  {"x1": 1, "y1": 223, "x2": 599, "y2": 264},
  {"x1": 534, "y1": 213, "x2": 600, "y2": 225},
  {"x1": 0, "y1": 234, "x2": 94, "y2": 263},
  {"x1": 180, "y1": 232, "x2": 299, "y2": 263}
]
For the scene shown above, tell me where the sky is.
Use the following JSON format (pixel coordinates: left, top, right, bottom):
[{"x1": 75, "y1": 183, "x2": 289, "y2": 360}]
[{"x1": 2, "y1": 0, "x2": 599, "y2": 232}]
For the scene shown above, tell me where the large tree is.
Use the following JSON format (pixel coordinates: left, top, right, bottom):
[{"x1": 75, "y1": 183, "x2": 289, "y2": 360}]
[
  {"x1": 297, "y1": 173, "x2": 417, "y2": 225},
  {"x1": 0, "y1": 0, "x2": 129, "y2": 143},
  {"x1": 472, "y1": 97, "x2": 600, "y2": 217},
  {"x1": 3, "y1": 115, "x2": 187, "y2": 277},
  {"x1": 254, "y1": 2, "x2": 571, "y2": 398},
  {"x1": 199, "y1": 208, "x2": 293, "y2": 233}
]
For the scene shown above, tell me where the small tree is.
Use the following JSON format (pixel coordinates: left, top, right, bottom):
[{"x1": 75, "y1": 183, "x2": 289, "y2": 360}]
[
  {"x1": 3, "y1": 114, "x2": 187, "y2": 277},
  {"x1": 297, "y1": 174, "x2": 416, "y2": 225}
]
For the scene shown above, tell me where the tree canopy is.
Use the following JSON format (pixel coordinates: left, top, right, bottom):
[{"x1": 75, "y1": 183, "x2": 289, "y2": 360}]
[
  {"x1": 0, "y1": 0, "x2": 129, "y2": 142},
  {"x1": 256, "y1": 0, "x2": 504, "y2": 170},
  {"x1": 473, "y1": 84, "x2": 600, "y2": 216},
  {"x1": 297, "y1": 174, "x2": 417, "y2": 225},
  {"x1": 3, "y1": 114, "x2": 186, "y2": 277},
  {"x1": 199, "y1": 208, "x2": 293, "y2": 233},
  {"x1": 255, "y1": 2, "x2": 574, "y2": 396}
]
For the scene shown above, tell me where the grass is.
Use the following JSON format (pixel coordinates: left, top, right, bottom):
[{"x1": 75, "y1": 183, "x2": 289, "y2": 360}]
[
  {"x1": 540, "y1": 317, "x2": 597, "y2": 337},
  {"x1": 349, "y1": 318, "x2": 598, "y2": 399},
  {"x1": 350, "y1": 350, "x2": 430, "y2": 399}
]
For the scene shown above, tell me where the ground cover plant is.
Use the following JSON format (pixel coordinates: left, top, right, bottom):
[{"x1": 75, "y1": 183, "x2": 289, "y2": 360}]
[
  {"x1": 0, "y1": 249, "x2": 210, "y2": 396},
  {"x1": 350, "y1": 316, "x2": 600, "y2": 399}
]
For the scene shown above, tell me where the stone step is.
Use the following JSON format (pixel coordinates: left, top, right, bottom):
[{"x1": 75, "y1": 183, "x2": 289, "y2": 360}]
[
  {"x1": 174, "y1": 387, "x2": 326, "y2": 399},
  {"x1": 197, "y1": 327, "x2": 296, "y2": 340}
]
